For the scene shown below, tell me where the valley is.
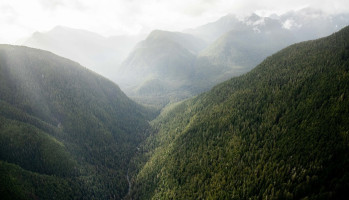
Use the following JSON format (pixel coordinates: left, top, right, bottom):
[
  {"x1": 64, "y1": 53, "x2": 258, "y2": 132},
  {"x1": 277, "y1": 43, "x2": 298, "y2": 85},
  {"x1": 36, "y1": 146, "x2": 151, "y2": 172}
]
[
  {"x1": 0, "y1": 5, "x2": 349, "y2": 200},
  {"x1": 129, "y1": 26, "x2": 349, "y2": 199},
  {"x1": 22, "y1": 10, "x2": 349, "y2": 109}
]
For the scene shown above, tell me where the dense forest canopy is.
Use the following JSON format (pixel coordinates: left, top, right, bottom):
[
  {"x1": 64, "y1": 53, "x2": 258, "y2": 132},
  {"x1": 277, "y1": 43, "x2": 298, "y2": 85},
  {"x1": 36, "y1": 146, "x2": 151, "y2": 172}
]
[
  {"x1": 128, "y1": 26, "x2": 349, "y2": 199},
  {"x1": 0, "y1": 45, "x2": 155, "y2": 199},
  {"x1": 0, "y1": 10, "x2": 348, "y2": 200}
]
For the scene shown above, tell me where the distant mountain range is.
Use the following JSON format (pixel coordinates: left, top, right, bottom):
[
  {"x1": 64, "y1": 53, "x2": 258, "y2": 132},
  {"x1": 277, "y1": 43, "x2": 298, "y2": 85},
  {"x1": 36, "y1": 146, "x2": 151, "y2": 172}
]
[
  {"x1": 191, "y1": 8, "x2": 349, "y2": 80},
  {"x1": 21, "y1": 9, "x2": 349, "y2": 109},
  {"x1": 22, "y1": 26, "x2": 145, "y2": 82},
  {"x1": 186, "y1": 8, "x2": 349, "y2": 42},
  {"x1": 119, "y1": 9, "x2": 349, "y2": 107}
]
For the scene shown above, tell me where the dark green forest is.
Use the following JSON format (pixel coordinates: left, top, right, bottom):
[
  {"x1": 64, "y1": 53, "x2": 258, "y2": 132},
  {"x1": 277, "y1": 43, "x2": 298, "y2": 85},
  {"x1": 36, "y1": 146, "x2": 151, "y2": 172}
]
[
  {"x1": 1, "y1": 25, "x2": 349, "y2": 199},
  {"x1": 128, "y1": 26, "x2": 349, "y2": 199},
  {"x1": 0, "y1": 45, "x2": 155, "y2": 199}
]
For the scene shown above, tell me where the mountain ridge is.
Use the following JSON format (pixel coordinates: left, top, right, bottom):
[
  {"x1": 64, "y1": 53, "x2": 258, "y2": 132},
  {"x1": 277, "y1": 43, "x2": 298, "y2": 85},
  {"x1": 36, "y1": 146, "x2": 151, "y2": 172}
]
[
  {"x1": 22, "y1": 26, "x2": 145, "y2": 82},
  {"x1": 117, "y1": 30, "x2": 207, "y2": 108},
  {"x1": 120, "y1": 10, "x2": 349, "y2": 108},
  {"x1": 129, "y1": 26, "x2": 349, "y2": 199}
]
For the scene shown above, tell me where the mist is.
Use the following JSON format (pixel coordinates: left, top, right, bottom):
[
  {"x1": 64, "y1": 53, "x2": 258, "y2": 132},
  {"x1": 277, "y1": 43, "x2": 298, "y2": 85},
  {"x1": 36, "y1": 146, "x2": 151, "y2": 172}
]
[
  {"x1": 1, "y1": 1, "x2": 349, "y2": 199},
  {"x1": 1, "y1": 0, "x2": 349, "y2": 107},
  {"x1": 15, "y1": 7, "x2": 348, "y2": 108}
]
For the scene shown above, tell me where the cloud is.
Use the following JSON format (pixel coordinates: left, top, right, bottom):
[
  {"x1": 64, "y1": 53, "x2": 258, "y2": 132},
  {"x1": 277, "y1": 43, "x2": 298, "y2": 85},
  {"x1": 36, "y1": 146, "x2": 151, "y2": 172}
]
[
  {"x1": 0, "y1": 0, "x2": 349, "y2": 44},
  {"x1": 38, "y1": 0, "x2": 64, "y2": 10},
  {"x1": 282, "y1": 19, "x2": 302, "y2": 29},
  {"x1": 37, "y1": 0, "x2": 88, "y2": 11},
  {"x1": 0, "y1": 4, "x2": 17, "y2": 23}
]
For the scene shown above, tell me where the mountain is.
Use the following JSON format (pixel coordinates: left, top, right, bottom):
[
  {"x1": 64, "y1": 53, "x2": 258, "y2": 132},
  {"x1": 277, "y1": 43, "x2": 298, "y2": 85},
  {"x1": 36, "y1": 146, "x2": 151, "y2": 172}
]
[
  {"x1": 21, "y1": 10, "x2": 349, "y2": 110},
  {"x1": 185, "y1": 14, "x2": 246, "y2": 42},
  {"x1": 279, "y1": 8, "x2": 349, "y2": 41},
  {"x1": 194, "y1": 9, "x2": 349, "y2": 86},
  {"x1": 186, "y1": 8, "x2": 349, "y2": 42},
  {"x1": 120, "y1": 10, "x2": 349, "y2": 109},
  {"x1": 129, "y1": 26, "x2": 349, "y2": 199},
  {"x1": 0, "y1": 45, "x2": 155, "y2": 199},
  {"x1": 22, "y1": 26, "x2": 145, "y2": 82},
  {"x1": 196, "y1": 16, "x2": 296, "y2": 79},
  {"x1": 118, "y1": 30, "x2": 207, "y2": 107}
]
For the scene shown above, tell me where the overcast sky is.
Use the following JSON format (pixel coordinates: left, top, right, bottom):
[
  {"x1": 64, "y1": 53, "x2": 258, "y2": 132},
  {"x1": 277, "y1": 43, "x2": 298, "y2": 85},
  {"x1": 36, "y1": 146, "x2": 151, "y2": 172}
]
[{"x1": 1, "y1": 0, "x2": 349, "y2": 44}]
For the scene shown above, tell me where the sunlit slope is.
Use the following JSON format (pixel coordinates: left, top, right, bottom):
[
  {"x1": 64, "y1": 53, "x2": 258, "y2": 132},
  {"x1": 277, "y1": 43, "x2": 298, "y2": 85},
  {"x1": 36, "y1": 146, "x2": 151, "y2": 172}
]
[
  {"x1": 0, "y1": 45, "x2": 153, "y2": 199},
  {"x1": 131, "y1": 26, "x2": 349, "y2": 199}
]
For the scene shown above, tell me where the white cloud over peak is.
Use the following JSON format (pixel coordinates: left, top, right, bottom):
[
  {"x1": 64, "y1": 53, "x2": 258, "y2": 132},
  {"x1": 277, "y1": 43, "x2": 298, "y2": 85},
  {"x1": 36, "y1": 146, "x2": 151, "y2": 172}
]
[{"x1": 0, "y1": 0, "x2": 349, "y2": 44}]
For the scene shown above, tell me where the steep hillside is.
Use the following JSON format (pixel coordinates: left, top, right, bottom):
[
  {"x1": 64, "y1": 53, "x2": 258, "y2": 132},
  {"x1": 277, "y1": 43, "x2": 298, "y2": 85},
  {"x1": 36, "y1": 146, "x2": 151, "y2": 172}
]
[
  {"x1": 118, "y1": 30, "x2": 207, "y2": 108},
  {"x1": 22, "y1": 26, "x2": 144, "y2": 82},
  {"x1": 0, "y1": 45, "x2": 154, "y2": 199},
  {"x1": 130, "y1": 26, "x2": 349, "y2": 199}
]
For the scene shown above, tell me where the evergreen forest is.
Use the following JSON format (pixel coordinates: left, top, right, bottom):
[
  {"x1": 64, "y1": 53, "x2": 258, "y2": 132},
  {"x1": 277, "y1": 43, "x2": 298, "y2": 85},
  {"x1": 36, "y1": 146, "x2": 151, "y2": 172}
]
[{"x1": 0, "y1": 14, "x2": 349, "y2": 200}]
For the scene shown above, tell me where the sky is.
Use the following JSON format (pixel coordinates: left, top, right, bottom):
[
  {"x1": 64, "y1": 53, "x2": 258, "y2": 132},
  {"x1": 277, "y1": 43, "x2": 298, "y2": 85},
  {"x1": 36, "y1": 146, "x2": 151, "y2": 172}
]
[{"x1": 1, "y1": 0, "x2": 349, "y2": 44}]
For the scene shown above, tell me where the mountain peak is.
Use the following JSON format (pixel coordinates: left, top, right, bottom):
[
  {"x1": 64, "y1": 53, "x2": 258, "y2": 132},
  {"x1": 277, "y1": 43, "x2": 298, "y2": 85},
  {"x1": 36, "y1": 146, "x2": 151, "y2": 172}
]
[
  {"x1": 247, "y1": 13, "x2": 262, "y2": 21},
  {"x1": 146, "y1": 29, "x2": 175, "y2": 40},
  {"x1": 47, "y1": 26, "x2": 105, "y2": 39}
]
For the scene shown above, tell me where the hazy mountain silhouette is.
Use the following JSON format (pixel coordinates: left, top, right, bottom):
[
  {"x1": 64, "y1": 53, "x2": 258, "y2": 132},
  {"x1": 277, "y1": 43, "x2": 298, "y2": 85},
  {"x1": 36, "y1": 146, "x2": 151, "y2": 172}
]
[{"x1": 22, "y1": 26, "x2": 145, "y2": 82}]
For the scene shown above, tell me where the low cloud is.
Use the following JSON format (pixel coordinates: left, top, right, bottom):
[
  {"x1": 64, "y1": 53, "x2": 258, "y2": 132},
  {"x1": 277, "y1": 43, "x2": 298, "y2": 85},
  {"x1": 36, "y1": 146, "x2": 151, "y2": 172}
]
[{"x1": 38, "y1": 0, "x2": 64, "y2": 10}]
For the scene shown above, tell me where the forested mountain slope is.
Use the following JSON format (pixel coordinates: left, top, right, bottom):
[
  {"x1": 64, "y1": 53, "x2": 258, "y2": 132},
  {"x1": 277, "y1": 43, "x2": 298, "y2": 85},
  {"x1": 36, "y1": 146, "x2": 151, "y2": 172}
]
[
  {"x1": 0, "y1": 45, "x2": 154, "y2": 199},
  {"x1": 130, "y1": 26, "x2": 349, "y2": 199}
]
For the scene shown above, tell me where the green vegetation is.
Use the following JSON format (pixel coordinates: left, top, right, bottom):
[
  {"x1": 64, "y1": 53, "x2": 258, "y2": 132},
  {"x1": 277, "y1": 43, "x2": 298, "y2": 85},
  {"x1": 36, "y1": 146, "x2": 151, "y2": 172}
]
[
  {"x1": 0, "y1": 116, "x2": 78, "y2": 177},
  {"x1": 129, "y1": 26, "x2": 349, "y2": 199},
  {"x1": 2, "y1": 25, "x2": 349, "y2": 200},
  {"x1": 0, "y1": 45, "x2": 155, "y2": 199},
  {"x1": 0, "y1": 160, "x2": 81, "y2": 200}
]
